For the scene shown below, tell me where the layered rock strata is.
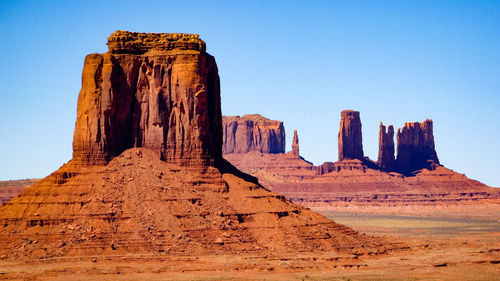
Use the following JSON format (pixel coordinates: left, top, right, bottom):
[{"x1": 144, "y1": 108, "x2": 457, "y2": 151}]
[
  {"x1": 73, "y1": 30, "x2": 222, "y2": 167},
  {"x1": 377, "y1": 123, "x2": 395, "y2": 171},
  {"x1": 338, "y1": 110, "x2": 364, "y2": 161},
  {"x1": 396, "y1": 119, "x2": 439, "y2": 173},
  {"x1": 222, "y1": 114, "x2": 285, "y2": 154}
]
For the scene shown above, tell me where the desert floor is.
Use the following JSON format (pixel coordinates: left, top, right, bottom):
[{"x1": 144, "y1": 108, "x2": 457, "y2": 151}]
[{"x1": 1, "y1": 206, "x2": 499, "y2": 281}]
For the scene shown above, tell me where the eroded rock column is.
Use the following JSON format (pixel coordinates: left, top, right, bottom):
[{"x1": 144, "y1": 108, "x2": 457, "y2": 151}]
[
  {"x1": 338, "y1": 110, "x2": 364, "y2": 161},
  {"x1": 377, "y1": 122, "x2": 395, "y2": 171},
  {"x1": 396, "y1": 119, "x2": 439, "y2": 172}
]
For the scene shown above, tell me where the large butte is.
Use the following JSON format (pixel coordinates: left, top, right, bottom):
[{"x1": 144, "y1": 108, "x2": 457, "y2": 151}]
[{"x1": 0, "y1": 31, "x2": 396, "y2": 260}]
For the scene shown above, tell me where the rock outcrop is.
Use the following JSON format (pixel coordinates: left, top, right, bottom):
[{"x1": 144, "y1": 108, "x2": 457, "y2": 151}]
[
  {"x1": 222, "y1": 114, "x2": 285, "y2": 154},
  {"x1": 396, "y1": 119, "x2": 440, "y2": 173},
  {"x1": 338, "y1": 110, "x2": 364, "y2": 161},
  {"x1": 291, "y1": 129, "x2": 299, "y2": 157},
  {"x1": 1, "y1": 31, "x2": 393, "y2": 261},
  {"x1": 377, "y1": 123, "x2": 395, "y2": 171},
  {"x1": 73, "y1": 30, "x2": 222, "y2": 167}
]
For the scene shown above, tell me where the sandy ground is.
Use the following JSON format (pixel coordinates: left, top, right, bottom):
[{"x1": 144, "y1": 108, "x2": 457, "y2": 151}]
[{"x1": 1, "y1": 210, "x2": 499, "y2": 280}]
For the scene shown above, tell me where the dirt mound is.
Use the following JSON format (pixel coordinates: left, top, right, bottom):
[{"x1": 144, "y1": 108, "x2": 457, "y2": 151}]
[{"x1": 0, "y1": 148, "x2": 396, "y2": 260}]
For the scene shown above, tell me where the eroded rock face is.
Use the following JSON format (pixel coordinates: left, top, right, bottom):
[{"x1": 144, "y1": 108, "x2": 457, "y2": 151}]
[
  {"x1": 292, "y1": 130, "x2": 299, "y2": 157},
  {"x1": 72, "y1": 31, "x2": 222, "y2": 166},
  {"x1": 222, "y1": 114, "x2": 285, "y2": 154},
  {"x1": 396, "y1": 119, "x2": 439, "y2": 173},
  {"x1": 338, "y1": 110, "x2": 364, "y2": 161},
  {"x1": 377, "y1": 123, "x2": 395, "y2": 171}
]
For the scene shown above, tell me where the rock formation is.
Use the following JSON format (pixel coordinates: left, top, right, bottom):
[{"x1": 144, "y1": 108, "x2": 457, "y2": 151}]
[
  {"x1": 291, "y1": 129, "x2": 299, "y2": 157},
  {"x1": 73, "y1": 30, "x2": 222, "y2": 167},
  {"x1": 0, "y1": 31, "x2": 391, "y2": 260},
  {"x1": 338, "y1": 110, "x2": 364, "y2": 161},
  {"x1": 221, "y1": 113, "x2": 498, "y2": 214},
  {"x1": 396, "y1": 119, "x2": 440, "y2": 173},
  {"x1": 377, "y1": 123, "x2": 395, "y2": 171},
  {"x1": 222, "y1": 114, "x2": 285, "y2": 154}
]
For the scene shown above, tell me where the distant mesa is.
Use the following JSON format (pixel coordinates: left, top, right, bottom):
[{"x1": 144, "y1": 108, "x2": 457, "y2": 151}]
[
  {"x1": 222, "y1": 114, "x2": 285, "y2": 154},
  {"x1": 222, "y1": 110, "x2": 442, "y2": 175},
  {"x1": 222, "y1": 111, "x2": 499, "y2": 208}
]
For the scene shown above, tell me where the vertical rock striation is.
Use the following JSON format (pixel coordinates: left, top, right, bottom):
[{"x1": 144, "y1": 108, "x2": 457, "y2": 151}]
[
  {"x1": 377, "y1": 122, "x2": 395, "y2": 171},
  {"x1": 222, "y1": 114, "x2": 285, "y2": 154},
  {"x1": 338, "y1": 110, "x2": 364, "y2": 161},
  {"x1": 292, "y1": 129, "x2": 299, "y2": 157},
  {"x1": 396, "y1": 119, "x2": 439, "y2": 173},
  {"x1": 72, "y1": 31, "x2": 222, "y2": 167}
]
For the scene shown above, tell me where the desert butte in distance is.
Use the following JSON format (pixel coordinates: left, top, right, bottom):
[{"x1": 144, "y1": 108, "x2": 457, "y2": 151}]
[
  {"x1": 222, "y1": 112, "x2": 500, "y2": 219},
  {"x1": 0, "y1": 31, "x2": 498, "y2": 280}
]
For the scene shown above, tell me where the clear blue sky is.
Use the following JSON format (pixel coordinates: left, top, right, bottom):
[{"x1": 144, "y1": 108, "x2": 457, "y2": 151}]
[{"x1": 1, "y1": 1, "x2": 499, "y2": 186}]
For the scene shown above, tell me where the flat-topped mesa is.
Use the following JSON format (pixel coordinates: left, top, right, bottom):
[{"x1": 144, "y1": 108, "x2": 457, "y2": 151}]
[
  {"x1": 291, "y1": 130, "x2": 299, "y2": 156},
  {"x1": 338, "y1": 110, "x2": 364, "y2": 161},
  {"x1": 396, "y1": 119, "x2": 440, "y2": 173},
  {"x1": 377, "y1": 122, "x2": 395, "y2": 171},
  {"x1": 72, "y1": 31, "x2": 222, "y2": 167},
  {"x1": 222, "y1": 114, "x2": 285, "y2": 154},
  {"x1": 107, "y1": 30, "x2": 206, "y2": 54}
]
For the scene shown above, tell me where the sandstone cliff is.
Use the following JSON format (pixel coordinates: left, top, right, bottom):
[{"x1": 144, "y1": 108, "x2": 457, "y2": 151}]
[
  {"x1": 377, "y1": 122, "x2": 395, "y2": 171},
  {"x1": 73, "y1": 30, "x2": 222, "y2": 167},
  {"x1": 338, "y1": 110, "x2": 364, "y2": 161},
  {"x1": 222, "y1": 114, "x2": 285, "y2": 154},
  {"x1": 396, "y1": 119, "x2": 440, "y2": 173}
]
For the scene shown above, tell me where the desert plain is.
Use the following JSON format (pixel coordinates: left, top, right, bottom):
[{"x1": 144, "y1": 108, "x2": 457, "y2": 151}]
[{"x1": 0, "y1": 31, "x2": 498, "y2": 281}]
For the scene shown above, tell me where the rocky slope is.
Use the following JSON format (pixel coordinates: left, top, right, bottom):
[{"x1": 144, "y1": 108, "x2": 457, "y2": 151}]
[{"x1": 0, "y1": 31, "x2": 393, "y2": 260}]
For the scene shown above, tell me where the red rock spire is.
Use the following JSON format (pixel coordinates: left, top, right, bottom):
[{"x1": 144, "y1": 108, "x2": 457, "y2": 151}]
[
  {"x1": 338, "y1": 110, "x2": 364, "y2": 161},
  {"x1": 292, "y1": 129, "x2": 299, "y2": 157},
  {"x1": 377, "y1": 122, "x2": 395, "y2": 171}
]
